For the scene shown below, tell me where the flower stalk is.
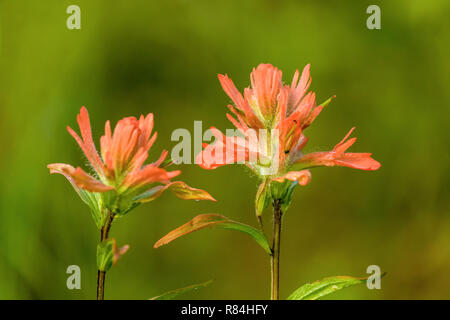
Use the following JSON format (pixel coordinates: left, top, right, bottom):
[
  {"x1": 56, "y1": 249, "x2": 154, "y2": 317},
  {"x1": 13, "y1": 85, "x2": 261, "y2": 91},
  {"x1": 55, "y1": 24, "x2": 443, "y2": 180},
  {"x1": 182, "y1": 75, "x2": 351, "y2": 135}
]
[
  {"x1": 270, "y1": 199, "x2": 282, "y2": 300},
  {"x1": 97, "y1": 210, "x2": 115, "y2": 300}
]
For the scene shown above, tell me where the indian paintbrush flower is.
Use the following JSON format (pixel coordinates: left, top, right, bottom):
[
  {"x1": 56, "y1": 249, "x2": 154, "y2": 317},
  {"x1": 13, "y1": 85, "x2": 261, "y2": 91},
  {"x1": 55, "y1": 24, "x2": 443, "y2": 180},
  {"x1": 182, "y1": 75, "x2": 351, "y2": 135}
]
[
  {"x1": 153, "y1": 63, "x2": 381, "y2": 300},
  {"x1": 48, "y1": 106, "x2": 215, "y2": 222},
  {"x1": 48, "y1": 106, "x2": 215, "y2": 299},
  {"x1": 196, "y1": 63, "x2": 380, "y2": 212},
  {"x1": 195, "y1": 63, "x2": 381, "y2": 300}
]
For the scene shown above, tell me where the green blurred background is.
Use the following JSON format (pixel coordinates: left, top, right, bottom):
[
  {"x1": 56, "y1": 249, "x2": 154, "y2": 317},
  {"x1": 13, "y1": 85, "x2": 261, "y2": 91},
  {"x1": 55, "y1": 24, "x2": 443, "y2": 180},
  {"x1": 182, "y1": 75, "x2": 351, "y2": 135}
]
[{"x1": 0, "y1": 0, "x2": 449, "y2": 299}]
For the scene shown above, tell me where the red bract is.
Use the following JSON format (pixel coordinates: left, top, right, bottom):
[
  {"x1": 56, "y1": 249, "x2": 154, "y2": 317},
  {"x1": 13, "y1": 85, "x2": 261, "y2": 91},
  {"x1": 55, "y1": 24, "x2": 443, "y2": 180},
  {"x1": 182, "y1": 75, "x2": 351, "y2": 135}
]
[
  {"x1": 295, "y1": 127, "x2": 381, "y2": 171},
  {"x1": 196, "y1": 63, "x2": 380, "y2": 184},
  {"x1": 49, "y1": 107, "x2": 214, "y2": 212}
]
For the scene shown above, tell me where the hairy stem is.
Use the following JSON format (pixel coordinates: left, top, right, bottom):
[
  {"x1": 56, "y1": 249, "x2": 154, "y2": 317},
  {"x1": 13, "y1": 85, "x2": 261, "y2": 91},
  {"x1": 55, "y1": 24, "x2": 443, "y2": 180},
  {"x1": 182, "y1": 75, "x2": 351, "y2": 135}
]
[
  {"x1": 96, "y1": 210, "x2": 115, "y2": 300},
  {"x1": 270, "y1": 200, "x2": 282, "y2": 300}
]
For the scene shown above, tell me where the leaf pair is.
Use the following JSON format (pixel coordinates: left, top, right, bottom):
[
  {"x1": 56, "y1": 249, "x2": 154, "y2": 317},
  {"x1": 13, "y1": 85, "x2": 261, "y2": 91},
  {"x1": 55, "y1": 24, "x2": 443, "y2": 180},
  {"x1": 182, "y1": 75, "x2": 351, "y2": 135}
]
[{"x1": 154, "y1": 214, "x2": 271, "y2": 254}]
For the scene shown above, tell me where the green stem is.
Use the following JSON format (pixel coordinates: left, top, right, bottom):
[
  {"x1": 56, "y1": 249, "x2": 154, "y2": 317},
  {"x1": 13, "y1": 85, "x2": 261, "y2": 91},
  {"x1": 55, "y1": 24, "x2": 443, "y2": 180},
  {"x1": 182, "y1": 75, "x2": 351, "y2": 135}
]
[
  {"x1": 96, "y1": 270, "x2": 105, "y2": 300},
  {"x1": 96, "y1": 210, "x2": 115, "y2": 300},
  {"x1": 270, "y1": 200, "x2": 282, "y2": 300}
]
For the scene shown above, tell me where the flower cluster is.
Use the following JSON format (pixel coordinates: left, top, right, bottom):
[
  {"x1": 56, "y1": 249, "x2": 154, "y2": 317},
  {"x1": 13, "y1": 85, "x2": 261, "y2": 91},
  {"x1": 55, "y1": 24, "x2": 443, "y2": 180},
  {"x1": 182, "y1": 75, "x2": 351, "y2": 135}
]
[
  {"x1": 197, "y1": 64, "x2": 380, "y2": 179},
  {"x1": 49, "y1": 107, "x2": 214, "y2": 224},
  {"x1": 196, "y1": 63, "x2": 380, "y2": 212}
]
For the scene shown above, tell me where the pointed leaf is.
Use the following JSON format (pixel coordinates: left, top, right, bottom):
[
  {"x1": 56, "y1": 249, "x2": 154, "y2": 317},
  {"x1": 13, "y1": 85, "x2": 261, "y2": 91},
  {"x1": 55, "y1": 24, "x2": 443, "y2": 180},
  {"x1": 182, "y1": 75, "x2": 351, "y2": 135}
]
[
  {"x1": 154, "y1": 214, "x2": 271, "y2": 254},
  {"x1": 134, "y1": 181, "x2": 215, "y2": 203},
  {"x1": 133, "y1": 185, "x2": 165, "y2": 202},
  {"x1": 96, "y1": 238, "x2": 129, "y2": 272},
  {"x1": 167, "y1": 181, "x2": 216, "y2": 201},
  {"x1": 150, "y1": 280, "x2": 213, "y2": 300},
  {"x1": 112, "y1": 239, "x2": 129, "y2": 266},
  {"x1": 96, "y1": 239, "x2": 114, "y2": 272},
  {"x1": 80, "y1": 189, "x2": 104, "y2": 229},
  {"x1": 255, "y1": 179, "x2": 271, "y2": 217},
  {"x1": 287, "y1": 273, "x2": 385, "y2": 300},
  {"x1": 281, "y1": 180, "x2": 298, "y2": 213}
]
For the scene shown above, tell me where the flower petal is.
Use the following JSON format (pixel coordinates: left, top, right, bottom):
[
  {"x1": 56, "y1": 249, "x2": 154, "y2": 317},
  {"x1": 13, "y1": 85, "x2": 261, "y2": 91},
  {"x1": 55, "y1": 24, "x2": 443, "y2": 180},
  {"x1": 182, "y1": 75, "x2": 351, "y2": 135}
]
[
  {"x1": 301, "y1": 95, "x2": 335, "y2": 129},
  {"x1": 218, "y1": 74, "x2": 247, "y2": 111},
  {"x1": 294, "y1": 128, "x2": 381, "y2": 172},
  {"x1": 334, "y1": 153, "x2": 381, "y2": 171},
  {"x1": 272, "y1": 170, "x2": 312, "y2": 186},
  {"x1": 250, "y1": 64, "x2": 283, "y2": 118},
  {"x1": 67, "y1": 107, "x2": 105, "y2": 176},
  {"x1": 122, "y1": 164, "x2": 181, "y2": 190},
  {"x1": 195, "y1": 127, "x2": 256, "y2": 169},
  {"x1": 287, "y1": 64, "x2": 311, "y2": 115},
  {"x1": 48, "y1": 163, "x2": 114, "y2": 192},
  {"x1": 219, "y1": 74, "x2": 264, "y2": 128}
]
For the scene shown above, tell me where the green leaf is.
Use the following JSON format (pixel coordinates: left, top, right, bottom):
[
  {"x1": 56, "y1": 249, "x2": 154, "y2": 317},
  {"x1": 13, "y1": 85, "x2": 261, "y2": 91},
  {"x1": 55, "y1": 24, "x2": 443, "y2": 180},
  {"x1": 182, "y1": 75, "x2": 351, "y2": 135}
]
[
  {"x1": 288, "y1": 274, "x2": 385, "y2": 300},
  {"x1": 268, "y1": 179, "x2": 299, "y2": 213},
  {"x1": 255, "y1": 179, "x2": 271, "y2": 217},
  {"x1": 154, "y1": 214, "x2": 271, "y2": 254},
  {"x1": 96, "y1": 238, "x2": 130, "y2": 272},
  {"x1": 97, "y1": 239, "x2": 114, "y2": 272},
  {"x1": 134, "y1": 181, "x2": 216, "y2": 203},
  {"x1": 150, "y1": 280, "x2": 213, "y2": 300},
  {"x1": 280, "y1": 180, "x2": 298, "y2": 213},
  {"x1": 48, "y1": 164, "x2": 104, "y2": 228},
  {"x1": 79, "y1": 190, "x2": 104, "y2": 229}
]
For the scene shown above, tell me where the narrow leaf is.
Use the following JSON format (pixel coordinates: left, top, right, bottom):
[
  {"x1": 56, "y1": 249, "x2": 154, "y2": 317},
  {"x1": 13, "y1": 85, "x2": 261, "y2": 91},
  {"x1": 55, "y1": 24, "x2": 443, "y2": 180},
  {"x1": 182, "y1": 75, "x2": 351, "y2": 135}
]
[
  {"x1": 281, "y1": 180, "x2": 298, "y2": 213},
  {"x1": 135, "y1": 181, "x2": 215, "y2": 203},
  {"x1": 154, "y1": 214, "x2": 271, "y2": 254},
  {"x1": 167, "y1": 181, "x2": 216, "y2": 202},
  {"x1": 288, "y1": 273, "x2": 385, "y2": 300},
  {"x1": 255, "y1": 179, "x2": 271, "y2": 217},
  {"x1": 150, "y1": 280, "x2": 213, "y2": 300},
  {"x1": 112, "y1": 239, "x2": 130, "y2": 266}
]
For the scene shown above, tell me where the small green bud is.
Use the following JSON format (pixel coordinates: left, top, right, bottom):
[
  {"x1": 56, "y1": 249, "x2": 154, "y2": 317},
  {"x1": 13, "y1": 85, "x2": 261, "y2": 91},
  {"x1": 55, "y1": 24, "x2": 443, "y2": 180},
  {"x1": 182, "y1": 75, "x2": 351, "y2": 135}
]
[{"x1": 270, "y1": 179, "x2": 298, "y2": 213}]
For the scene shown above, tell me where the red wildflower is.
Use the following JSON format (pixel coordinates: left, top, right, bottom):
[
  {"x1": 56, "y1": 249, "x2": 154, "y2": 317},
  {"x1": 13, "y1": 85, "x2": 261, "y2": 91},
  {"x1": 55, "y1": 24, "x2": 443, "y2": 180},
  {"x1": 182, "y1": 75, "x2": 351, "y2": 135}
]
[
  {"x1": 196, "y1": 63, "x2": 380, "y2": 185},
  {"x1": 49, "y1": 107, "x2": 214, "y2": 214},
  {"x1": 295, "y1": 127, "x2": 381, "y2": 171}
]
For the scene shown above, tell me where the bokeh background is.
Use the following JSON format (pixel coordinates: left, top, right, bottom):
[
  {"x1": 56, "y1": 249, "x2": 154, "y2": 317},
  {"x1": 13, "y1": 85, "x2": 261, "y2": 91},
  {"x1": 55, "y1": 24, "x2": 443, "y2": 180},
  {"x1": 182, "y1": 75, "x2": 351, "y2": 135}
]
[{"x1": 0, "y1": 0, "x2": 449, "y2": 299}]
